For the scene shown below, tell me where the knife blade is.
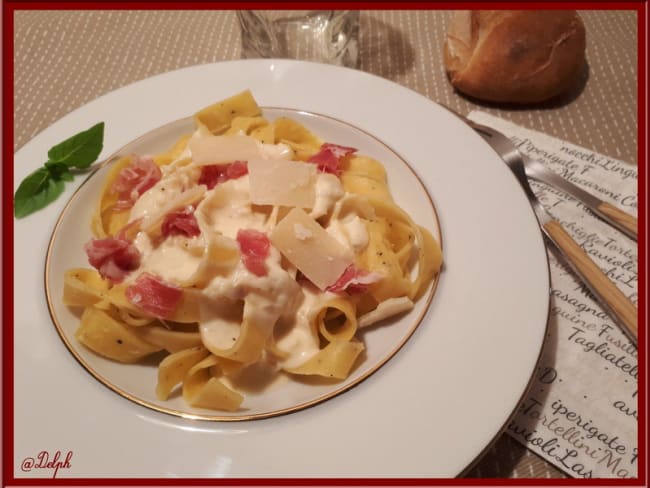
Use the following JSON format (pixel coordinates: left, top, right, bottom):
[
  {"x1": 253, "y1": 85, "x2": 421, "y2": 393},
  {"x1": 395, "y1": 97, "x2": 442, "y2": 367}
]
[{"x1": 522, "y1": 155, "x2": 638, "y2": 241}]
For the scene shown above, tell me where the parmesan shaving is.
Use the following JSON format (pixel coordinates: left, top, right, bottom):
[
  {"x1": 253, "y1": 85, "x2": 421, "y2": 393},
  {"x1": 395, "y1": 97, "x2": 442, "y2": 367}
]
[
  {"x1": 189, "y1": 134, "x2": 262, "y2": 165},
  {"x1": 271, "y1": 208, "x2": 353, "y2": 290},
  {"x1": 248, "y1": 158, "x2": 317, "y2": 208},
  {"x1": 293, "y1": 223, "x2": 313, "y2": 240}
]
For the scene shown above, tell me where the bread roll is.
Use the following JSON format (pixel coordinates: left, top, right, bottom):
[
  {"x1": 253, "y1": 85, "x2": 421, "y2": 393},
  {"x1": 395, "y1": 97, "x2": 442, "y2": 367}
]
[{"x1": 443, "y1": 10, "x2": 586, "y2": 104}]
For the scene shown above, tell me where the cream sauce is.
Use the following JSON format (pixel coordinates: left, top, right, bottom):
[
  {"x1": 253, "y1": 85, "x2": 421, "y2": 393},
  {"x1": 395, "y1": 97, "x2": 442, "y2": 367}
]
[
  {"x1": 128, "y1": 131, "x2": 368, "y2": 372},
  {"x1": 200, "y1": 249, "x2": 302, "y2": 357},
  {"x1": 196, "y1": 176, "x2": 267, "y2": 240},
  {"x1": 274, "y1": 286, "x2": 323, "y2": 369},
  {"x1": 326, "y1": 214, "x2": 369, "y2": 254},
  {"x1": 310, "y1": 173, "x2": 344, "y2": 219},
  {"x1": 129, "y1": 165, "x2": 200, "y2": 223},
  {"x1": 132, "y1": 232, "x2": 205, "y2": 284}
]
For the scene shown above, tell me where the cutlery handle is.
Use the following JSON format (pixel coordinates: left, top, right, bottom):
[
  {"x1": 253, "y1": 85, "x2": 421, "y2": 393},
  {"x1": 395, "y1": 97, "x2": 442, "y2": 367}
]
[
  {"x1": 543, "y1": 220, "x2": 638, "y2": 344},
  {"x1": 597, "y1": 202, "x2": 638, "y2": 239}
]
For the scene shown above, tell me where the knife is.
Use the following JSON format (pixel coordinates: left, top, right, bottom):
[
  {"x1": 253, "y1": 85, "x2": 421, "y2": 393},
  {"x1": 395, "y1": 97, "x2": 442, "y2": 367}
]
[{"x1": 523, "y1": 156, "x2": 638, "y2": 241}]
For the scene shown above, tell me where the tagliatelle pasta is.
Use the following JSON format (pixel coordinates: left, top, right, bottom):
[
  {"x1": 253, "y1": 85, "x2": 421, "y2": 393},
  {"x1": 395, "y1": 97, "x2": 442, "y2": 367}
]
[{"x1": 63, "y1": 90, "x2": 443, "y2": 413}]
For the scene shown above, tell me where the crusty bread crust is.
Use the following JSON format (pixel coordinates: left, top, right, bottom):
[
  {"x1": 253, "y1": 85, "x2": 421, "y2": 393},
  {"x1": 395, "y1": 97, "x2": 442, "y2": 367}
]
[{"x1": 444, "y1": 10, "x2": 586, "y2": 104}]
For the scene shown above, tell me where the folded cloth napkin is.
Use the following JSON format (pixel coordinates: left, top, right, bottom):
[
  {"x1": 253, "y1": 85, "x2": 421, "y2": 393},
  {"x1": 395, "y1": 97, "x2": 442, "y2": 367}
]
[{"x1": 468, "y1": 112, "x2": 638, "y2": 480}]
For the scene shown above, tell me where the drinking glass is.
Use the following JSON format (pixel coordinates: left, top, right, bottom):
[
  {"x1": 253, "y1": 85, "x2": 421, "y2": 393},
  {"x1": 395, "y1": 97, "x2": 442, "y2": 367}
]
[{"x1": 237, "y1": 10, "x2": 360, "y2": 68}]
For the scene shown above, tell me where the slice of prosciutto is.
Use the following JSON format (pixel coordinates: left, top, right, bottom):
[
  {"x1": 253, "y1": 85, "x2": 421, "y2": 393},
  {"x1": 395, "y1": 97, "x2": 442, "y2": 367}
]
[
  {"x1": 236, "y1": 229, "x2": 270, "y2": 277},
  {"x1": 307, "y1": 143, "x2": 357, "y2": 176},
  {"x1": 161, "y1": 207, "x2": 201, "y2": 238},
  {"x1": 84, "y1": 237, "x2": 141, "y2": 284},
  {"x1": 326, "y1": 264, "x2": 383, "y2": 294},
  {"x1": 112, "y1": 156, "x2": 162, "y2": 210},
  {"x1": 115, "y1": 217, "x2": 143, "y2": 241},
  {"x1": 198, "y1": 161, "x2": 248, "y2": 190},
  {"x1": 125, "y1": 273, "x2": 183, "y2": 319}
]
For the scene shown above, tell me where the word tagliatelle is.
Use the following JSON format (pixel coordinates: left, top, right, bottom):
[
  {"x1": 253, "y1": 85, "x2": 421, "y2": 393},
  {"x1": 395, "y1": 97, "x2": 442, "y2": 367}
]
[{"x1": 62, "y1": 90, "x2": 443, "y2": 413}]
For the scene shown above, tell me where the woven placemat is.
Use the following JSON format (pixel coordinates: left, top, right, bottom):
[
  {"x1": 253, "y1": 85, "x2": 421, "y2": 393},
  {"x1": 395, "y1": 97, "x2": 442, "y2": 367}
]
[
  {"x1": 13, "y1": 9, "x2": 639, "y2": 478},
  {"x1": 14, "y1": 10, "x2": 637, "y2": 166}
]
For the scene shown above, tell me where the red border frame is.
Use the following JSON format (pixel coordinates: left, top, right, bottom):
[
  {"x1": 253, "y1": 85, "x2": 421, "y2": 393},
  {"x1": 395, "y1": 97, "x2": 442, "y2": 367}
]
[
  {"x1": 638, "y1": 2, "x2": 648, "y2": 487},
  {"x1": 2, "y1": 0, "x2": 16, "y2": 485},
  {"x1": 2, "y1": 1, "x2": 647, "y2": 486}
]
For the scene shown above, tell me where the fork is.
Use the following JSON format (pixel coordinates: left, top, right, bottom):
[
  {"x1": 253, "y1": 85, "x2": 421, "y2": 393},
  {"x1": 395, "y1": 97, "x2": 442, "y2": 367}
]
[
  {"x1": 445, "y1": 110, "x2": 638, "y2": 346},
  {"x1": 523, "y1": 156, "x2": 637, "y2": 240}
]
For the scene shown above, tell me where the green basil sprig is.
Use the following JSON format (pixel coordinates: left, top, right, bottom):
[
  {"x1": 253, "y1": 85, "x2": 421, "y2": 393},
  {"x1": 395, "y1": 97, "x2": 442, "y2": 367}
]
[{"x1": 14, "y1": 122, "x2": 105, "y2": 218}]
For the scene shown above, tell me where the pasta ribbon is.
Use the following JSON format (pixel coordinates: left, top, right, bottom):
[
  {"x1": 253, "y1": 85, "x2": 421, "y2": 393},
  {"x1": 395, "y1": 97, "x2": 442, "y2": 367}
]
[
  {"x1": 271, "y1": 117, "x2": 322, "y2": 160},
  {"x1": 182, "y1": 355, "x2": 244, "y2": 411},
  {"x1": 285, "y1": 340, "x2": 364, "y2": 379},
  {"x1": 412, "y1": 224, "x2": 443, "y2": 300},
  {"x1": 194, "y1": 89, "x2": 261, "y2": 135},
  {"x1": 153, "y1": 133, "x2": 192, "y2": 166},
  {"x1": 315, "y1": 297, "x2": 358, "y2": 343},
  {"x1": 91, "y1": 155, "x2": 134, "y2": 238},
  {"x1": 340, "y1": 155, "x2": 392, "y2": 201},
  {"x1": 340, "y1": 155, "x2": 388, "y2": 186},
  {"x1": 339, "y1": 152, "x2": 441, "y2": 299},
  {"x1": 63, "y1": 268, "x2": 110, "y2": 307},
  {"x1": 251, "y1": 122, "x2": 275, "y2": 145},
  {"x1": 203, "y1": 319, "x2": 267, "y2": 365},
  {"x1": 224, "y1": 115, "x2": 274, "y2": 144},
  {"x1": 369, "y1": 197, "x2": 442, "y2": 300},
  {"x1": 359, "y1": 219, "x2": 412, "y2": 302},
  {"x1": 156, "y1": 346, "x2": 209, "y2": 400},
  {"x1": 135, "y1": 325, "x2": 203, "y2": 353},
  {"x1": 75, "y1": 307, "x2": 162, "y2": 363},
  {"x1": 115, "y1": 308, "x2": 156, "y2": 327}
]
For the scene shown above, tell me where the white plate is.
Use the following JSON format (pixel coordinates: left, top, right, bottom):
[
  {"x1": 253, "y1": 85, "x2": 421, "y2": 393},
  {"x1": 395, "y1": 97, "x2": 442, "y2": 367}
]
[
  {"x1": 45, "y1": 108, "x2": 442, "y2": 421},
  {"x1": 13, "y1": 59, "x2": 549, "y2": 479}
]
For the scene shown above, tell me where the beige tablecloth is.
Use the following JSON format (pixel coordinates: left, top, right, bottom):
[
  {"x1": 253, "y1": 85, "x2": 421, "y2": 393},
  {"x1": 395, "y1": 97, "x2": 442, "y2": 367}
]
[{"x1": 13, "y1": 9, "x2": 639, "y2": 479}]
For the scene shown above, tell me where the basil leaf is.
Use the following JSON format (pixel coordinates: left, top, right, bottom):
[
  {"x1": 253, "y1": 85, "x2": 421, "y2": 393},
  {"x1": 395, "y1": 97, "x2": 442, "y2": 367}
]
[
  {"x1": 14, "y1": 121, "x2": 105, "y2": 218},
  {"x1": 13, "y1": 167, "x2": 65, "y2": 218},
  {"x1": 47, "y1": 122, "x2": 104, "y2": 169},
  {"x1": 44, "y1": 161, "x2": 74, "y2": 182}
]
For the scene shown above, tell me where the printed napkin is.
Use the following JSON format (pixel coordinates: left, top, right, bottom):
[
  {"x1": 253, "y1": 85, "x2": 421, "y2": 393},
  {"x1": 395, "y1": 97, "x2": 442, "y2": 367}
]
[{"x1": 468, "y1": 111, "x2": 639, "y2": 479}]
